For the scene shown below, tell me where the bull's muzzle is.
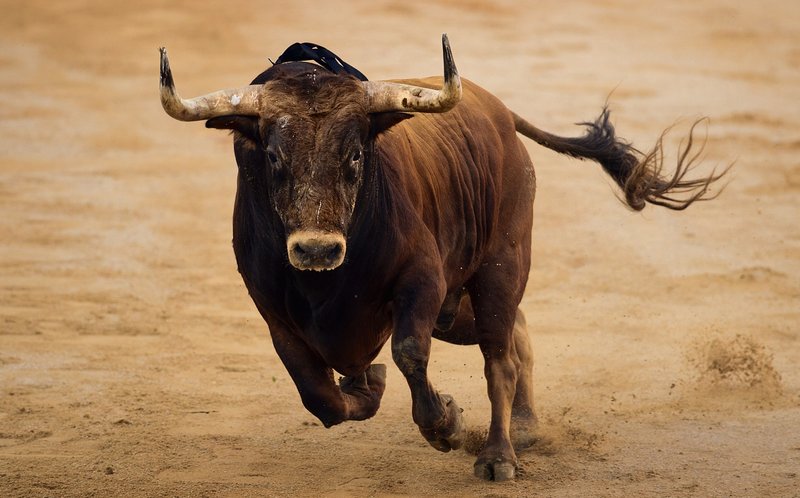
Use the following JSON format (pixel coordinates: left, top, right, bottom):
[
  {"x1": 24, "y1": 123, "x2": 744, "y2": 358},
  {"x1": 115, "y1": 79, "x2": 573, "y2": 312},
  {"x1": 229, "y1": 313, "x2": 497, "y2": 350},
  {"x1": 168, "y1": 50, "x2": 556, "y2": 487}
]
[{"x1": 287, "y1": 231, "x2": 346, "y2": 271}]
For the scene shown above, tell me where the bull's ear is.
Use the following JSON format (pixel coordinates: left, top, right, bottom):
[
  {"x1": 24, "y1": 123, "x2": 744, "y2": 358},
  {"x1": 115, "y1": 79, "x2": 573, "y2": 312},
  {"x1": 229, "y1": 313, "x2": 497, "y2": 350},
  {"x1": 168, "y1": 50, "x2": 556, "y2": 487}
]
[
  {"x1": 205, "y1": 116, "x2": 259, "y2": 142},
  {"x1": 369, "y1": 112, "x2": 413, "y2": 137}
]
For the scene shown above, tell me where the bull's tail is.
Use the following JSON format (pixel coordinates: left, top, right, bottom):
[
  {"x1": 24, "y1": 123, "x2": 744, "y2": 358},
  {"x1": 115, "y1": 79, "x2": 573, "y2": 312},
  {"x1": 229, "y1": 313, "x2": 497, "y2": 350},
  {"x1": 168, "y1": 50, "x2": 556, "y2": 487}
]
[{"x1": 512, "y1": 108, "x2": 729, "y2": 211}]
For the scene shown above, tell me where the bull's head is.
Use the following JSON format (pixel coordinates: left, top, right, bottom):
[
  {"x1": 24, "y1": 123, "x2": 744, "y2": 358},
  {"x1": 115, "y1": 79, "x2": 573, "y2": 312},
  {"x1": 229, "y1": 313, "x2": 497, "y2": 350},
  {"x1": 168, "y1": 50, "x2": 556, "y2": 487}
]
[{"x1": 160, "y1": 35, "x2": 461, "y2": 271}]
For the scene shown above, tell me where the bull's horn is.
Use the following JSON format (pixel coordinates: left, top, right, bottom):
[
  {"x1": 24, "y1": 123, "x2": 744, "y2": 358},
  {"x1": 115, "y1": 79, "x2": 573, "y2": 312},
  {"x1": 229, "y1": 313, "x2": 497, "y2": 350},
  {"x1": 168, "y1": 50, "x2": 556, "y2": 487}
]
[
  {"x1": 364, "y1": 34, "x2": 462, "y2": 114},
  {"x1": 159, "y1": 47, "x2": 263, "y2": 121}
]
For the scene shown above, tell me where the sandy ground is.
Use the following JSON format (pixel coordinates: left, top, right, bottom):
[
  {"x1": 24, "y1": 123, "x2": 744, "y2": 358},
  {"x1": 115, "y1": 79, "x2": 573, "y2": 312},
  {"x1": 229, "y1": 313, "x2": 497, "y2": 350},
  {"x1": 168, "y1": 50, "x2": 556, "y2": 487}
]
[{"x1": 1, "y1": 0, "x2": 799, "y2": 496}]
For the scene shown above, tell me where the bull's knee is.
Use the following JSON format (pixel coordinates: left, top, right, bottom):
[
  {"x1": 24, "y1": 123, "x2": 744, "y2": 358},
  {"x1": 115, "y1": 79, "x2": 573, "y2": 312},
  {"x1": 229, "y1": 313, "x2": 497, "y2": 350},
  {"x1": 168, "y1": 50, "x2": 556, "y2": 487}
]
[
  {"x1": 392, "y1": 335, "x2": 449, "y2": 428},
  {"x1": 391, "y1": 336, "x2": 428, "y2": 377}
]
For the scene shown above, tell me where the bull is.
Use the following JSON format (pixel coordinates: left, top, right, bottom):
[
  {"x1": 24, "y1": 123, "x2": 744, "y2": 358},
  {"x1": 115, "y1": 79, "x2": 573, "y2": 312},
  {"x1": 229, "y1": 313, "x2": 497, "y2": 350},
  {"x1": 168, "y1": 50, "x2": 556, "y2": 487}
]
[{"x1": 159, "y1": 35, "x2": 725, "y2": 481}]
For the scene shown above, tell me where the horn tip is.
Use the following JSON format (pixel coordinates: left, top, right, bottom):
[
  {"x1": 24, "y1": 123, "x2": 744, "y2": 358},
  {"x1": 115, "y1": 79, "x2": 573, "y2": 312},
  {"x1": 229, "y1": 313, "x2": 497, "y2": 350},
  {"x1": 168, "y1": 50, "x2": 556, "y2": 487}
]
[
  {"x1": 159, "y1": 47, "x2": 174, "y2": 90},
  {"x1": 441, "y1": 34, "x2": 451, "y2": 54},
  {"x1": 440, "y1": 34, "x2": 458, "y2": 84}
]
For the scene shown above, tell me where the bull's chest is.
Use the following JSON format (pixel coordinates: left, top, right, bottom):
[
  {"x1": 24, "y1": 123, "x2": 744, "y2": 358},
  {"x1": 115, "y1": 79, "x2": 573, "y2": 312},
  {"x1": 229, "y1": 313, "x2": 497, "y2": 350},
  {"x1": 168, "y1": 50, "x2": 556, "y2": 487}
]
[{"x1": 287, "y1": 286, "x2": 393, "y2": 376}]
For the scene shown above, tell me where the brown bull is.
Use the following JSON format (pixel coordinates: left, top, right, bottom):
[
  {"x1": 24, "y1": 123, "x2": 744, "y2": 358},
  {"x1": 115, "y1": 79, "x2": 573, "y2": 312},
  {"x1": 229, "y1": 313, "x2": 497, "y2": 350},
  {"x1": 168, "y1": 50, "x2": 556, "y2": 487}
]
[{"x1": 159, "y1": 35, "x2": 725, "y2": 481}]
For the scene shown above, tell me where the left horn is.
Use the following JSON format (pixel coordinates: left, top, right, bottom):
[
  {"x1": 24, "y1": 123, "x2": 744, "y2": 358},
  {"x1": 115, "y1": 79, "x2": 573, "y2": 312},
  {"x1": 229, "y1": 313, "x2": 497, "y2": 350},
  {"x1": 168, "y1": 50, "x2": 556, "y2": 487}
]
[
  {"x1": 363, "y1": 34, "x2": 462, "y2": 114},
  {"x1": 159, "y1": 47, "x2": 264, "y2": 121}
]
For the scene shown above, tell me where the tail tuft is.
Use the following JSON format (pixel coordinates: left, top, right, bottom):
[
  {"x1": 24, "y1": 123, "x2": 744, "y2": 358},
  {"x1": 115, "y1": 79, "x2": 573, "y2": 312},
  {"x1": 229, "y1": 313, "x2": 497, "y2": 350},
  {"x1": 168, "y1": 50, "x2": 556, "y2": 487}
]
[{"x1": 514, "y1": 108, "x2": 730, "y2": 211}]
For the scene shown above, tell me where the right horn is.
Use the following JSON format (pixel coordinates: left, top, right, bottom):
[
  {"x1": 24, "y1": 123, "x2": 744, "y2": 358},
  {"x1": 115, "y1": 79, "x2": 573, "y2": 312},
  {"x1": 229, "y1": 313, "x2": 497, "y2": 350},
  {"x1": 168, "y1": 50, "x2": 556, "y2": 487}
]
[
  {"x1": 159, "y1": 47, "x2": 264, "y2": 121},
  {"x1": 363, "y1": 34, "x2": 462, "y2": 114}
]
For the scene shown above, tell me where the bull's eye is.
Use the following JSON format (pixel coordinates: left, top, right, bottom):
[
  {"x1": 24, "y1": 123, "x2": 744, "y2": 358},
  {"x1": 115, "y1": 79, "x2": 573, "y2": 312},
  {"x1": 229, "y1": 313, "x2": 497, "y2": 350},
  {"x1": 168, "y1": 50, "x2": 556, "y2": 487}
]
[
  {"x1": 267, "y1": 150, "x2": 279, "y2": 166},
  {"x1": 265, "y1": 148, "x2": 286, "y2": 182},
  {"x1": 344, "y1": 147, "x2": 362, "y2": 183}
]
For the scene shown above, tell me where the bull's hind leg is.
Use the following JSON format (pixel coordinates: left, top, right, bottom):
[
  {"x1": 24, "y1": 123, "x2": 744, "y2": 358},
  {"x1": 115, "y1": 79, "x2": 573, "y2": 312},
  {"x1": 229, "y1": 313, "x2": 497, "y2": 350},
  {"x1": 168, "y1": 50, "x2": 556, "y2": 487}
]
[
  {"x1": 509, "y1": 308, "x2": 538, "y2": 449},
  {"x1": 467, "y1": 258, "x2": 528, "y2": 481},
  {"x1": 433, "y1": 297, "x2": 537, "y2": 451}
]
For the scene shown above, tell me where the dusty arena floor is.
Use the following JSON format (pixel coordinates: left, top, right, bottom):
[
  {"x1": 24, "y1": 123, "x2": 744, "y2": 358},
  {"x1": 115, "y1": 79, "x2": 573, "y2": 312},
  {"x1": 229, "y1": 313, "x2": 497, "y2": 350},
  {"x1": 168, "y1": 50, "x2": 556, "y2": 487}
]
[{"x1": 1, "y1": 0, "x2": 799, "y2": 496}]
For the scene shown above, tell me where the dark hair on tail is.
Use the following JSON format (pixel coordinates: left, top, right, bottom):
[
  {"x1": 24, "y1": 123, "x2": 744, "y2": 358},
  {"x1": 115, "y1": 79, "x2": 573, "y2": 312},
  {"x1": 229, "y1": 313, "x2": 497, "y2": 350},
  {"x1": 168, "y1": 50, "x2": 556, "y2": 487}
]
[{"x1": 513, "y1": 108, "x2": 730, "y2": 211}]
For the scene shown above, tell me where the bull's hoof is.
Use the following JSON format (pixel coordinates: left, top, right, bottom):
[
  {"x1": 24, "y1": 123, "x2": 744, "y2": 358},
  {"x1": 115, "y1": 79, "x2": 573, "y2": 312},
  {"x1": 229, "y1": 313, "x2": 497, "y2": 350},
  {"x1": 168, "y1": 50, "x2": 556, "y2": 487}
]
[
  {"x1": 473, "y1": 456, "x2": 517, "y2": 482},
  {"x1": 364, "y1": 363, "x2": 387, "y2": 391},
  {"x1": 339, "y1": 364, "x2": 387, "y2": 421},
  {"x1": 340, "y1": 364, "x2": 387, "y2": 397},
  {"x1": 419, "y1": 394, "x2": 465, "y2": 452}
]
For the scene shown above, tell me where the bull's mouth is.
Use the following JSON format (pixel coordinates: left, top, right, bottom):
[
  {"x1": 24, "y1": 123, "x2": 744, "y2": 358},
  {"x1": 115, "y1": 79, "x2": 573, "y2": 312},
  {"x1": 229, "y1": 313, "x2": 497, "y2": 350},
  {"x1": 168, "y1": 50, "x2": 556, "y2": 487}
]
[{"x1": 286, "y1": 230, "x2": 346, "y2": 271}]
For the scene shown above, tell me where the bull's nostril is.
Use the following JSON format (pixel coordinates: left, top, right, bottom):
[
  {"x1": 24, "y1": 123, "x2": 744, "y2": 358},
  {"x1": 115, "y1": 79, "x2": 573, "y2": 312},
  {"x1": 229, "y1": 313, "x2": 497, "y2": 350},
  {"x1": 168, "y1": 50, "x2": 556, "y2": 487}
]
[
  {"x1": 326, "y1": 244, "x2": 343, "y2": 261},
  {"x1": 293, "y1": 243, "x2": 308, "y2": 257}
]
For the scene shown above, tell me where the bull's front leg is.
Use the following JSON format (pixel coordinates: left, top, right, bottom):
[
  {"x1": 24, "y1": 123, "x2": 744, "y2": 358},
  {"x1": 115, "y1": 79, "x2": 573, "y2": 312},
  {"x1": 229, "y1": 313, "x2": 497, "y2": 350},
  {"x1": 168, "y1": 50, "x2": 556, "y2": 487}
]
[
  {"x1": 392, "y1": 270, "x2": 466, "y2": 452},
  {"x1": 268, "y1": 319, "x2": 386, "y2": 427}
]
